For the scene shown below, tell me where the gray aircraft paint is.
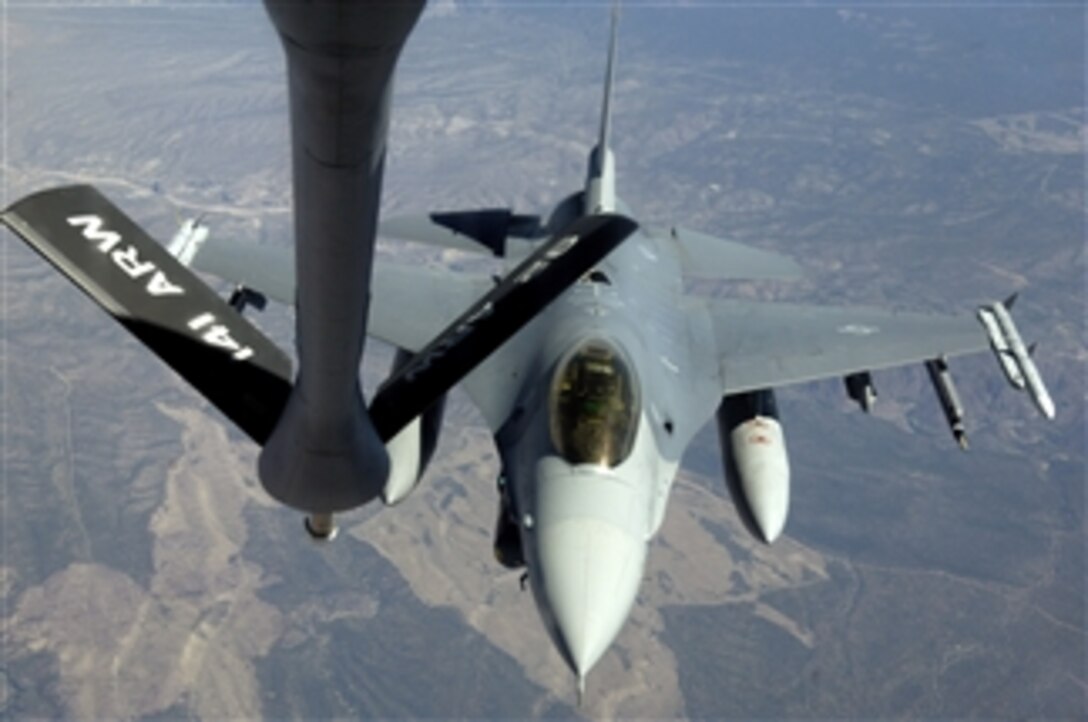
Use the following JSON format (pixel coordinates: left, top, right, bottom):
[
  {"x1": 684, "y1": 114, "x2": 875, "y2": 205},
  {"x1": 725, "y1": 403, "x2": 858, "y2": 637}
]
[
  {"x1": 0, "y1": 0, "x2": 1061, "y2": 701},
  {"x1": 185, "y1": 4, "x2": 1054, "y2": 689}
]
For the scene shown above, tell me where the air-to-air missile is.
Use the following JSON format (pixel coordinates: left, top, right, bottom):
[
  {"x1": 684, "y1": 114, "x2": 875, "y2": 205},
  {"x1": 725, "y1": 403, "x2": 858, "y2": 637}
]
[
  {"x1": 980, "y1": 297, "x2": 1055, "y2": 419},
  {"x1": 926, "y1": 356, "x2": 969, "y2": 449}
]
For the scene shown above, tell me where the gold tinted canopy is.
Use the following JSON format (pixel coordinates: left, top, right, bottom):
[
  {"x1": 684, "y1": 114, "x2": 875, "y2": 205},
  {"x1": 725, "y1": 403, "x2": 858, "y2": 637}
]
[{"x1": 550, "y1": 339, "x2": 640, "y2": 467}]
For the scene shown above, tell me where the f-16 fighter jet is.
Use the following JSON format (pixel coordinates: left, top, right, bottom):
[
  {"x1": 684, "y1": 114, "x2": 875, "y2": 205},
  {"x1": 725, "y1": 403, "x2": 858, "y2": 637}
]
[{"x1": 1, "y1": 2, "x2": 1054, "y2": 697}]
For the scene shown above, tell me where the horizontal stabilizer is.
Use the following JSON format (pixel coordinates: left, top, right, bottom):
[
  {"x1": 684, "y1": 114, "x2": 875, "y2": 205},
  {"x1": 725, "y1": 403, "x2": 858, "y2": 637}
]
[
  {"x1": 2, "y1": 185, "x2": 292, "y2": 443},
  {"x1": 665, "y1": 226, "x2": 804, "y2": 281},
  {"x1": 369, "y1": 212, "x2": 638, "y2": 442},
  {"x1": 380, "y1": 210, "x2": 542, "y2": 257}
]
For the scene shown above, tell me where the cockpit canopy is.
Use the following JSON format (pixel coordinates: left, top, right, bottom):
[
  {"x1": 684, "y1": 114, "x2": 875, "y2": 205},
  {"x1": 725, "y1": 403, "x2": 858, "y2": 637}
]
[{"x1": 549, "y1": 338, "x2": 641, "y2": 468}]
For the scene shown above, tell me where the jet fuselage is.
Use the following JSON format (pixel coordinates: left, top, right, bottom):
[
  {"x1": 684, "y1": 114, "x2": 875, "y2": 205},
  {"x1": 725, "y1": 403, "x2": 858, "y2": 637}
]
[{"x1": 494, "y1": 209, "x2": 720, "y2": 678}]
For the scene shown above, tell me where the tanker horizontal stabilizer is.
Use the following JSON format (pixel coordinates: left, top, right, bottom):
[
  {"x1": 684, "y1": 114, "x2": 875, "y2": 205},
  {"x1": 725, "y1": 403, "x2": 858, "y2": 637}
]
[{"x1": 1, "y1": 185, "x2": 292, "y2": 443}]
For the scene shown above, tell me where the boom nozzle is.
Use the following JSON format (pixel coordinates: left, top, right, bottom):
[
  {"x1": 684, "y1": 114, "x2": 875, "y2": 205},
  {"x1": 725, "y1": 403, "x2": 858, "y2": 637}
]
[{"x1": 305, "y1": 513, "x2": 339, "y2": 542}]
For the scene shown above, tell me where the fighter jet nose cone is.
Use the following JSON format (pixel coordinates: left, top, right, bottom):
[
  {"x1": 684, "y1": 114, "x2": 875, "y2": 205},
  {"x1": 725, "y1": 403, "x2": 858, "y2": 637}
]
[{"x1": 535, "y1": 518, "x2": 646, "y2": 676}]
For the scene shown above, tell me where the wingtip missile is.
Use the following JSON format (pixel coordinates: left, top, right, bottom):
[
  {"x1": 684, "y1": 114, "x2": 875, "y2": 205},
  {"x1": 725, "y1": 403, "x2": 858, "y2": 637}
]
[
  {"x1": 977, "y1": 307, "x2": 1027, "y2": 390},
  {"x1": 167, "y1": 217, "x2": 210, "y2": 266},
  {"x1": 987, "y1": 300, "x2": 1056, "y2": 420}
]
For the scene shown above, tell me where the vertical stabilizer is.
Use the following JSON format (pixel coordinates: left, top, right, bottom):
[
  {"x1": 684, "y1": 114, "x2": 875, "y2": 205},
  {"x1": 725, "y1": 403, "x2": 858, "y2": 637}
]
[{"x1": 585, "y1": 4, "x2": 619, "y2": 215}]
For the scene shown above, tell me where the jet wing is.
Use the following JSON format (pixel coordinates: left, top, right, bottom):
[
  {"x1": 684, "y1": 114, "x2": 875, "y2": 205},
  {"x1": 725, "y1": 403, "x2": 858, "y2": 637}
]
[
  {"x1": 193, "y1": 241, "x2": 491, "y2": 353},
  {"x1": 194, "y1": 241, "x2": 295, "y2": 305},
  {"x1": 710, "y1": 299, "x2": 988, "y2": 394},
  {"x1": 196, "y1": 241, "x2": 530, "y2": 430}
]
